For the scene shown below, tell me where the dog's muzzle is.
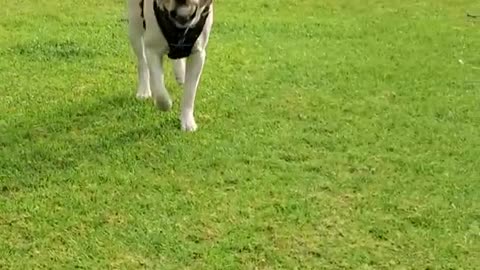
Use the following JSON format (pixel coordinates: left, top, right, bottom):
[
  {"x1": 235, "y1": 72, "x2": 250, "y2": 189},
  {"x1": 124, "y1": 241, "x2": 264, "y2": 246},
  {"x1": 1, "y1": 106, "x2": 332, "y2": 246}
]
[{"x1": 169, "y1": 7, "x2": 197, "y2": 26}]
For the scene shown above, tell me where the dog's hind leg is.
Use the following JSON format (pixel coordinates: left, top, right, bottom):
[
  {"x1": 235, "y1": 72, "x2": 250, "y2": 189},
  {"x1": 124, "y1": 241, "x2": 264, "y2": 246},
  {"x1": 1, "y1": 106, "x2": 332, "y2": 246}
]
[
  {"x1": 128, "y1": 0, "x2": 151, "y2": 99},
  {"x1": 172, "y1": 58, "x2": 186, "y2": 86},
  {"x1": 130, "y1": 36, "x2": 151, "y2": 99}
]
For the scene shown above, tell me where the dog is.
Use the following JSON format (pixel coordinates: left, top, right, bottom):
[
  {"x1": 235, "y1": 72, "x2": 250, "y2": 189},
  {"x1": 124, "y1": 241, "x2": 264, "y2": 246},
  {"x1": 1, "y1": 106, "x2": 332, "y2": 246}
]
[{"x1": 127, "y1": 0, "x2": 213, "y2": 131}]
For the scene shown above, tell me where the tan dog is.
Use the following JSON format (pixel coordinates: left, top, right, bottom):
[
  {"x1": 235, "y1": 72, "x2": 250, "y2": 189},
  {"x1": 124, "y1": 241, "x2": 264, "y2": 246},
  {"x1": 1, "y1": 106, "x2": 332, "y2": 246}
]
[{"x1": 127, "y1": 0, "x2": 213, "y2": 131}]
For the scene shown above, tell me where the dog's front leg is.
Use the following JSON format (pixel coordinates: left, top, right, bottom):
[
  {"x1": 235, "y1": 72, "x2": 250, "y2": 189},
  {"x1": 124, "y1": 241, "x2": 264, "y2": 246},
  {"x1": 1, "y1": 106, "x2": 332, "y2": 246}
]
[
  {"x1": 181, "y1": 51, "x2": 206, "y2": 132},
  {"x1": 145, "y1": 48, "x2": 172, "y2": 111}
]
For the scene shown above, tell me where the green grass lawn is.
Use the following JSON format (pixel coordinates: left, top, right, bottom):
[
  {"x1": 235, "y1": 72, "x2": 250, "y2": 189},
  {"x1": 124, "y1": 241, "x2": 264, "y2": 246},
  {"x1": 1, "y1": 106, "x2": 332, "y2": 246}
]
[{"x1": 1, "y1": 0, "x2": 480, "y2": 268}]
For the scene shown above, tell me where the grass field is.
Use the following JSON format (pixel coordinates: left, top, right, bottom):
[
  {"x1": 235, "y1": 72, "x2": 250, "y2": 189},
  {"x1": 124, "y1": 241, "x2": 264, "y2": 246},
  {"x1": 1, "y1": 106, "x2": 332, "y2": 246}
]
[{"x1": 1, "y1": 0, "x2": 480, "y2": 268}]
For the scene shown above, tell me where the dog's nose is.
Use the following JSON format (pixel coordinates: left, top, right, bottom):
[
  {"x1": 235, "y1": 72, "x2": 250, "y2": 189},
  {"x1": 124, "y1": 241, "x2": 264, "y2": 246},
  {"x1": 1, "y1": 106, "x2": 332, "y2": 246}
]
[
  {"x1": 174, "y1": 14, "x2": 189, "y2": 24},
  {"x1": 169, "y1": 6, "x2": 193, "y2": 25}
]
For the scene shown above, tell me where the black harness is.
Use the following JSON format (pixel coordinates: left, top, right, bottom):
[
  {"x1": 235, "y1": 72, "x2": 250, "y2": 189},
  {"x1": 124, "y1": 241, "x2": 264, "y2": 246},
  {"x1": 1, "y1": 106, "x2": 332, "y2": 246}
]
[{"x1": 140, "y1": 1, "x2": 210, "y2": 59}]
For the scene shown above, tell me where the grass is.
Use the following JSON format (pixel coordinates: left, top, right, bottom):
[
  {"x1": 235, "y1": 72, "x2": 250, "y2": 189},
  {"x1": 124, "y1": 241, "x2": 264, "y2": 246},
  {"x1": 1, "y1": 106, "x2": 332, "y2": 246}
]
[{"x1": 1, "y1": 0, "x2": 480, "y2": 268}]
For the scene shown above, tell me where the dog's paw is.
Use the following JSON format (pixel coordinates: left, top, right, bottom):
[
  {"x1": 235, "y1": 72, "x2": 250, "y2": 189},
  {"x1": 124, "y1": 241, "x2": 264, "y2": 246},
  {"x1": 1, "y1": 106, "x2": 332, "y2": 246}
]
[
  {"x1": 136, "y1": 87, "x2": 151, "y2": 100},
  {"x1": 136, "y1": 91, "x2": 151, "y2": 100},
  {"x1": 181, "y1": 115, "x2": 197, "y2": 132},
  {"x1": 154, "y1": 96, "x2": 173, "y2": 111}
]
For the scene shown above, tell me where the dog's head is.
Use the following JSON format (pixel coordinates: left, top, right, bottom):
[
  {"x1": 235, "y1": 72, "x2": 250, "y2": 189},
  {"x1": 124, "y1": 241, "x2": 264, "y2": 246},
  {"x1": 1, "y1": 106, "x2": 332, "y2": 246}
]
[{"x1": 161, "y1": 0, "x2": 212, "y2": 28}]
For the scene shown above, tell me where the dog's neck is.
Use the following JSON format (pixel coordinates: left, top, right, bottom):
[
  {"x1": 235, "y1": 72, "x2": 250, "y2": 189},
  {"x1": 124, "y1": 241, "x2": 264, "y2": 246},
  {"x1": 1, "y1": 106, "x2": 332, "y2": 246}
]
[{"x1": 153, "y1": 0, "x2": 211, "y2": 59}]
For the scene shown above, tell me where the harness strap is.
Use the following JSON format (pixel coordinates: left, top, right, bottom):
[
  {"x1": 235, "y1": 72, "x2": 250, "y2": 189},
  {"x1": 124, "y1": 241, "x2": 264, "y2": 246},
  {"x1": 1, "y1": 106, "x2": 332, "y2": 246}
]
[{"x1": 153, "y1": 1, "x2": 211, "y2": 59}]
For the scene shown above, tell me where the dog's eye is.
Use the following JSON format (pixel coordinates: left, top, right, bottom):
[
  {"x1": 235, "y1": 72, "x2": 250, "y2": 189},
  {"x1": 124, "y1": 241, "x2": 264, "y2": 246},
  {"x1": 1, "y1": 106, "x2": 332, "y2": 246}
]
[{"x1": 169, "y1": 10, "x2": 177, "y2": 18}]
